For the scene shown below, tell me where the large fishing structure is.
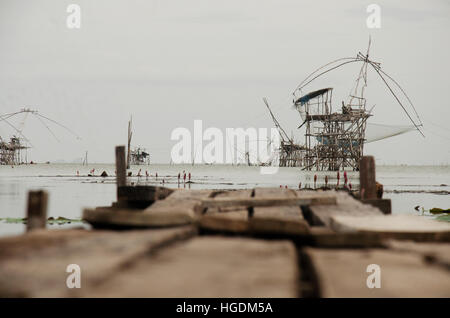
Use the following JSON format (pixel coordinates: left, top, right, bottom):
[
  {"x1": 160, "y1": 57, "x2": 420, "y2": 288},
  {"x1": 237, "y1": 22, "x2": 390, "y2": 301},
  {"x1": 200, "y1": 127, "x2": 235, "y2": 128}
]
[
  {"x1": 0, "y1": 136, "x2": 28, "y2": 165},
  {"x1": 126, "y1": 117, "x2": 150, "y2": 167},
  {"x1": 0, "y1": 108, "x2": 79, "y2": 165},
  {"x1": 264, "y1": 40, "x2": 423, "y2": 171}
]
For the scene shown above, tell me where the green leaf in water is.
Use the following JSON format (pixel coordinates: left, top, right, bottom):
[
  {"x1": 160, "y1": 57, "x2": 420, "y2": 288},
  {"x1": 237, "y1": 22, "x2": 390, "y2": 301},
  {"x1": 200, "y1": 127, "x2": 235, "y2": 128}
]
[
  {"x1": 1, "y1": 217, "x2": 27, "y2": 224},
  {"x1": 0, "y1": 217, "x2": 84, "y2": 225},
  {"x1": 436, "y1": 213, "x2": 450, "y2": 222}
]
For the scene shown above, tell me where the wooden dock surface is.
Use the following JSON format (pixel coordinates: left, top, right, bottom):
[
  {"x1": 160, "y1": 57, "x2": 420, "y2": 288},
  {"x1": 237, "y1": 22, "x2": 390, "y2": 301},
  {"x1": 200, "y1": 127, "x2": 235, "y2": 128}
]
[
  {"x1": 1, "y1": 187, "x2": 449, "y2": 298},
  {"x1": 304, "y1": 246, "x2": 450, "y2": 297},
  {"x1": 82, "y1": 237, "x2": 299, "y2": 298}
]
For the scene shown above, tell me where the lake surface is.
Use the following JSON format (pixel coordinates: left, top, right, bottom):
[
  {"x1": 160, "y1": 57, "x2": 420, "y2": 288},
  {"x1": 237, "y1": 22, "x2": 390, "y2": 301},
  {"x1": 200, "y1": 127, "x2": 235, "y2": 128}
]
[{"x1": 0, "y1": 164, "x2": 449, "y2": 237}]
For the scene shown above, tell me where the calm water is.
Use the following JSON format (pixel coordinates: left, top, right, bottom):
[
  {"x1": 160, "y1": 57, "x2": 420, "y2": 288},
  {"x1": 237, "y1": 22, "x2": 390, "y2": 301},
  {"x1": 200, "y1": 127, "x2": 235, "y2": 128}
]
[{"x1": 0, "y1": 164, "x2": 449, "y2": 237}]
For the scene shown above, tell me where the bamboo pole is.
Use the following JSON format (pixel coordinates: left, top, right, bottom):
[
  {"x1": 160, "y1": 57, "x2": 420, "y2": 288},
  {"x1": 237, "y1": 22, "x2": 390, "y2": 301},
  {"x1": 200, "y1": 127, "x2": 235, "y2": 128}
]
[
  {"x1": 359, "y1": 156, "x2": 376, "y2": 199},
  {"x1": 115, "y1": 146, "x2": 126, "y2": 199},
  {"x1": 26, "y1": 190, "x2": 48, "y2": 232}
]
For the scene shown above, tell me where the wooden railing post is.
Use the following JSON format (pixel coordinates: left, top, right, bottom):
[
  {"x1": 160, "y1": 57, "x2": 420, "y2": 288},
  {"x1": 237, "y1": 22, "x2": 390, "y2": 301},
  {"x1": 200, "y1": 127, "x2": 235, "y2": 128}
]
[
  {"x1": 359, "y1": 156, "x2": 376, "y2": 199},
  {"x1": 26, "y1": 190, "x2": 48, "y2": 232},
  {"x1": 115, "y1": 146, "x2": 126, "y2": 199}
]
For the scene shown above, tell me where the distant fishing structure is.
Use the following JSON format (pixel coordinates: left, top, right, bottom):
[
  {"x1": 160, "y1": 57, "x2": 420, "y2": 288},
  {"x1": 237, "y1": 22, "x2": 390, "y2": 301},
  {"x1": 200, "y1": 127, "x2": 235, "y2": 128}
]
[
  {"x1": 82, "y1": 150, "x2": 88, "y2": 166},
  {"x1": 263, "y1": 39, "x2": 423, "y2": 171},
  {"x1": 0, "y1": 108, "x2": 80, "y2": 165},
  {"x1": 263, "y1": 97, "x2": 307, "y2": 167},
  {"x1": 126, "y1": 116, "x2": 150, "y2": 168}
]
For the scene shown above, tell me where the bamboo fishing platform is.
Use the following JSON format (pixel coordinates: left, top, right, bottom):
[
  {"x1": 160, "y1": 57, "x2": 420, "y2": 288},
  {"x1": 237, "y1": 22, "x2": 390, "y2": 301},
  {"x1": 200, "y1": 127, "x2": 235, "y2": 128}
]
[{"x1": 0, "y1": 148, "x2": 449, "y2": 298}]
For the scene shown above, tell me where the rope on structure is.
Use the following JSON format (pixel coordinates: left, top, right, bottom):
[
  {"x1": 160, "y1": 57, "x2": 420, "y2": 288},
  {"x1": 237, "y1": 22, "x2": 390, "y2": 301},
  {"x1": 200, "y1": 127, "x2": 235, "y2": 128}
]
[
  {"x1": 34, "y1": 113, "x2": 81, "y2": 140},
  {"x1": 422, "y1": 126, "x2": 450, "y2": 142},
  {"x1": 376, "y1": 67, "x2": 423, "y2": 126},
  {"x1": 294, "y1": 58, "x2": 361, "y2": 94},
  {"x1": 35, "y1": 114, "x2": 60, "y2": 142},
  {"x1": 263, "y1": 97, "x2": 291, "y2": 143},
  {"x1": 348, "y1": 51, "x2": 371, "y2": 106},
  {"x1": 0, "y1": 109, "x2": 81, "y2": 147},
  {"x1": 0, "y1": 116, "x2": 33, "y2": 146},
  {"x1": 367, "y1": 61, "x2": 424, "y2": 137}
]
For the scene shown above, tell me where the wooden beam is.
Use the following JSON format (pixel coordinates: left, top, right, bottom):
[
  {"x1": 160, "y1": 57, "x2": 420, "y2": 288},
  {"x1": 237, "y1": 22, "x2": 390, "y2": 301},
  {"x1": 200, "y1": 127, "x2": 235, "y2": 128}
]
[
  {"x1": 201, "y1": 195, "x2": 336, "y2": 209},
  {"x1": 116, "y1": 186, "x2": 173, "y2": 208},
  {"x1": 304, "y1": 247, "x2": 450, "y2": 297},
  {"x1": 305, "y1": 191, "x2": 383, "y2": 227},
  {"x1": 115, "y1": 146, "x2": 127, "y2": 193},
  {"x1": 384, "y1": 240, "x2": 450, "y2": 268},
  {"x1": 84, "y1": 190, "x2": 214, "y2": 228},
  {"x1": 82, "y1": 237, "x2": 299, "y2": 297},
  {"x1": 251, "y1": 188, "x2": 310, "y2": 236},
  {"x1": 359, "y1": 156, "x2": 376, "y2": 199},
  {"x1": 0, "y1": 227, "x2": 196, "y2": 297},
  {"x1": 26, "y1": 190, "x2": 48, "y2": 232},
  {"x1": 330, "y1": 214, "x2": 450, "y2": 242},
  {"x1": 361, "y1": 198, "x2": 391, "y2": 214},
  {"x1": 199, "y1": 190, "x2": 252, "y2": 234}
]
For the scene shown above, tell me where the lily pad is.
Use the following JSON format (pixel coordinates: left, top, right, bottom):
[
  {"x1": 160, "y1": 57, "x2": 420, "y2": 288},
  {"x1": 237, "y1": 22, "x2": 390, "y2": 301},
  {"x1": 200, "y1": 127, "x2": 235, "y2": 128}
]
[
  {"x1": 0, "y1": 217, "x2": 27, "y2": 224},
  {"x1": 436, "y1": 213, "x2": 450, "y2": 222},
  {"x1": 0, "y1": 217, "x2": 84, "y2": 225}
]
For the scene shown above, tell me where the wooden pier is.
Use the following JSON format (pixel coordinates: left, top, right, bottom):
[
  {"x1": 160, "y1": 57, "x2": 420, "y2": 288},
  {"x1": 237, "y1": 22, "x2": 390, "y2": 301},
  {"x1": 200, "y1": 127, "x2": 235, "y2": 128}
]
[{"x1": 0, "y1": 151, "x2": 448, "y2": 298}]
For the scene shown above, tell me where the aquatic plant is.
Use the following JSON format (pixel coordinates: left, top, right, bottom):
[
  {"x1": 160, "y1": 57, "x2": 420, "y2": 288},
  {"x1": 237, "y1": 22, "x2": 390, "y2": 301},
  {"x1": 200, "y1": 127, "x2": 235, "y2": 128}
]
[
  {"x1": 0, "y1": 217, "x2": 84, "y2": 225},
  {"x1": 436, "y1": 213, "x2": 450, "y2": 222}
]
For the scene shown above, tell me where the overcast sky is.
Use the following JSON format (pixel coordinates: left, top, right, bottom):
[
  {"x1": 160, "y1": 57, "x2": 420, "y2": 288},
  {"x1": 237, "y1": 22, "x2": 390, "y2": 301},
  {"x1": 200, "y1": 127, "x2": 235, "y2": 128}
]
[{"x1": 0, "y1": 0, "x2": 449, "y2": 165}]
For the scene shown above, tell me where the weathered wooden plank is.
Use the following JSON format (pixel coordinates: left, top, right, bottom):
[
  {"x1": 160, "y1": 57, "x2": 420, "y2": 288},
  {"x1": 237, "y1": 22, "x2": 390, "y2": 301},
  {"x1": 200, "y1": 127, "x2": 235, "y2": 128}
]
[
  {"x1": 144, "y1": 189, "x2": 215, "y2": 225},
  {"x1": 384, "y1": 240, "x2": 450, "y2": 269},
  {"x1": 0, "y1": 228, "x2": 93, "y2": 258},
  {"x1": 306, "y1": 226, "x2": 385, "y2": 248},
  {"x1": 117, "y1": 185, "x2": 173, "y2": 208},
  {"x1": 251, "y1": 188, "x2": 310, "y2": 236},
  {"x1": 82, "y1": 237, "x2": 299, "y2": 297},
  {"x1": 330, "y1": 215, "x2": 450, "y2": 242},
  {"x1": 361, "y1": 198, "x2": 391, "y2": 214},
  {"x1": 305, "y1": 190, "x2": 383, "y2": 227},
  {"x1": 0, "y1": 227, "x2": 196, "y2": 297},
  {"x1": 304, "y1": 247, "x2": 450, "y2": 297},
  {"x1": 199, "y1": 190, "x2": 252, "y2": 234},
  {"x1": 115, "y1": 145, "x2": 126, "y2": 188},
  {"x1": 360, "y1": 156, "x2": 377, "y2": 199},
  {"x1": 83, "y1": 189, "x2": 214, "y2": 228},
  {"x1": 26, "y1": 190, "x2": 48, "y2": 232},
  {"x1": 201, "y1": 194, "x2": 336, "y2": 208},
  {"x1": 83, "y1": 207, "x2": 197, "y2": 228}
]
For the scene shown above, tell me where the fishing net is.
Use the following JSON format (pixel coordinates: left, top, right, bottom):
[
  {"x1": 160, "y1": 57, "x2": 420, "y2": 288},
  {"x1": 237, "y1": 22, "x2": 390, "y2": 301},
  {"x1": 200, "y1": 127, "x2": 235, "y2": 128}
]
[{"x1": 365, "y1": 123, "x2": 416, "y2": 143}]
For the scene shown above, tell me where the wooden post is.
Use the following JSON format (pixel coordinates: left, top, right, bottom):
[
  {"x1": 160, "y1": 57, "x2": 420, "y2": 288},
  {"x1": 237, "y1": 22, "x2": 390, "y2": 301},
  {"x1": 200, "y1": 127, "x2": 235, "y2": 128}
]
[
  {"x1": 116, "y1": 146, "x2": 127, "y2": 198},
  {"x1": 127, "y1": 117, "x2": 132, "y2": 169},
  {"x1": 26, "y1": 190, "x2": 48, "y2": 232},
  {"x1": 359, "y1": 156, "x2": 376, "y2": 199}
]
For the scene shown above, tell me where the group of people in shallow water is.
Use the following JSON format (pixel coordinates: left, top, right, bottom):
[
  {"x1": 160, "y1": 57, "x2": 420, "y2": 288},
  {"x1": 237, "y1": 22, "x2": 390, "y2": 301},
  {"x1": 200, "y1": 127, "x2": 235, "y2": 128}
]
[
  {"x1": 74, "y1": 168, "x2": 194, "y2": 186},
  {"x1": 293, "y1": 171, "x2": 353, "y2": 191},
  {"x1": 73, "y1": 168, "x2": 358, "y2": 191}
]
